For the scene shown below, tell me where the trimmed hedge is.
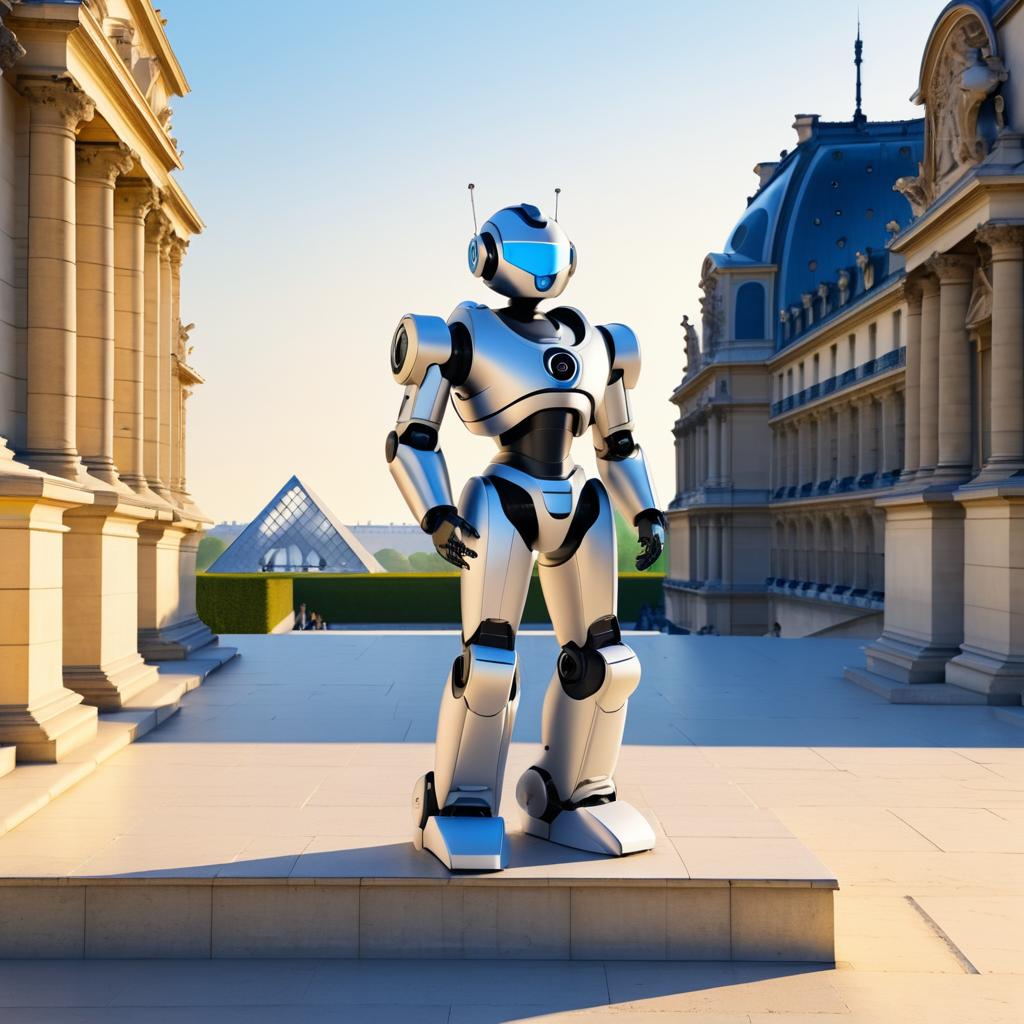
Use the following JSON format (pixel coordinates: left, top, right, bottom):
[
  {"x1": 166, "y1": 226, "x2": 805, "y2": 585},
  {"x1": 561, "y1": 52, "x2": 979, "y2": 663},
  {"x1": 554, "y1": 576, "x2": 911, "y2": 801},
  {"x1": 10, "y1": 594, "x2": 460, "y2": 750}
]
[
  {"x1": 197, "y1": 572, "x2": 666, "y2": 633},
  {"x1": 196, "y1": 573, "x2": 294, "y2": 633}
]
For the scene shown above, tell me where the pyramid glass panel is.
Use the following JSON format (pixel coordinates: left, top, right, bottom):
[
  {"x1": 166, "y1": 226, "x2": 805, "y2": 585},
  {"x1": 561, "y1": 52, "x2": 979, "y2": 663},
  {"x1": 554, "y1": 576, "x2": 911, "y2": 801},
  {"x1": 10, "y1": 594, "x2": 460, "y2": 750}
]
[{"x1": 208, "y1": 476, "x2": 383, "y2": 573}]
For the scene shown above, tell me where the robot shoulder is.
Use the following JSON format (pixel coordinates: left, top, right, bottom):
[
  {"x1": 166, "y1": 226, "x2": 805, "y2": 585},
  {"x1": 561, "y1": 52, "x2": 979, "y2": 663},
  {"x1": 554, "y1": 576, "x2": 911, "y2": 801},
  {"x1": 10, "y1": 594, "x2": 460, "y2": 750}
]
[
  {"x1": 597, "y1": 322, "x2": 641, "y2": 389},
  {"x1": 389, "y1": 313, "x2": 453, "y2": 386}
]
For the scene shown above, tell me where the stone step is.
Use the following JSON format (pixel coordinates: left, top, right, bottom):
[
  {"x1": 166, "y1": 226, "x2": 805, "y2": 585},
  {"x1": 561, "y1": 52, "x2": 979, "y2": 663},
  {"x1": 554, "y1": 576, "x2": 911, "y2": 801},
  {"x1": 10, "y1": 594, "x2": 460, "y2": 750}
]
[
  {"x1": 0, "y1": 874, "x2": 835, "y2": 962},
  {"x1": 844, "y1": 668, "x2": 989, "y2": 704},
  {"x1": 0, "y1": 649, "x2": 238, "y2": 838}
]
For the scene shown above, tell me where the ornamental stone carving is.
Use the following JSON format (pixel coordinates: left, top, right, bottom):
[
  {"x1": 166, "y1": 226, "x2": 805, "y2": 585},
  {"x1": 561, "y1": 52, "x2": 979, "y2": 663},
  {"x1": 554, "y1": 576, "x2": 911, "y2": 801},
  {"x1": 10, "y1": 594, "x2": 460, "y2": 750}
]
[
  {"x1": 115, "y1": 182, "x2": 162, "y2": 220},
  {"x1": 17, "y1": 78, "x2": 95, "y2": 130},
  {"x1": 855, "y1": 250, "x2": 875, "y2": 291},
  {"x1": 801, "y1": 292, "x2": 814, "y2": 327},
  {"x1": 681, "y1": 314, "x2": 700, "y2": 374},
  {"x1": 926, "y1": 251, "x2": 975, "y2": 283},
  {"x1": 964, "y1": 264, "x2": 993, "y2": 330},
  {"x1": 0, "y1": 14, "x2": 25, "y2": 73},
  {"x1": 698, "y1": 262, "x2": 723, "y2": 353},
  {"x1": 837, "y1": 269, "x2": 850, "y2": 306},
  {"x1": 976, "y1": 222, "x2": 1024, "y2": 256},
  {"x1": 789, "y1": 304, "x2": 803, "y2": 335},
  {"x1": 816, "y1": 282, "x2": 830, "y2": 319},
  {"x1": 76, "y1": 142, "x2": 135, "y2": 185},
  {"x1": 893, "y1": 11, "x2": 1007, "y2": 217}
]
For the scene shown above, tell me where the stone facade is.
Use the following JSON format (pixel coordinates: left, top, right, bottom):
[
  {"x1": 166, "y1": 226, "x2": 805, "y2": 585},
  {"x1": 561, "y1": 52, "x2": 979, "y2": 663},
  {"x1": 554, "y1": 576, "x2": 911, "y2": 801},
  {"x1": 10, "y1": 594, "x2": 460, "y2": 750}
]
[
  {"x1": 669, "y1": 1, "x2": 1024, "y2": 706},
  {"x1": 0, "y1": 0, "x2": 217, "y2": 760}
]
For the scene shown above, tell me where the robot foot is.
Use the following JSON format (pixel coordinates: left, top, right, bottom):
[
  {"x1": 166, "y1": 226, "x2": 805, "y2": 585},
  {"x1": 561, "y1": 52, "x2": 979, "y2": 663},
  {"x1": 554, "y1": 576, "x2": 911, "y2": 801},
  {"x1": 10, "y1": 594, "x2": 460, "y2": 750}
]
[
  {"x1": 523, "y1": 801, "x2": 655, "y2": 857},
  {"x1": 412, "y1": 773, "x2": 507, "y2": 871},
  {"x1": 423, "y1": 815, "x2": 507, "y2": 872}
]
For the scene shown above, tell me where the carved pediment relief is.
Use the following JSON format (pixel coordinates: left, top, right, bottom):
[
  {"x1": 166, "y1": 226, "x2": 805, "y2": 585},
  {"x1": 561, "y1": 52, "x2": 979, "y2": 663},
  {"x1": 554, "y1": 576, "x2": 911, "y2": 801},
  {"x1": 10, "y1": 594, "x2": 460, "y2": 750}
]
[{"x1": 894, "y1": 9, "x2": 1007, "y2": 217}]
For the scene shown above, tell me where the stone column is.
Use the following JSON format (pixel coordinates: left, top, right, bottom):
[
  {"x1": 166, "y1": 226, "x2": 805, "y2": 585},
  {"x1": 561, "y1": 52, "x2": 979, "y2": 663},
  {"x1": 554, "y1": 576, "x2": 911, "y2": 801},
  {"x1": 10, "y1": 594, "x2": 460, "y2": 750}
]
[
  {"x1": 707, "y1": 411, "x2": 720, "y2": 486},
  {"x1": 74, "y1": 143, "x2": 134, "y2": 487},
  {"x1": 696, "y1": 420, "x2": 706, "y2": 486},
  {"x1": 158, "y1": 234, "x2": 173, "y2": 499},
  {"x1": 113, "y1": 182, "x2": 158, "y2": 494},
  {"x1": 797, "y1": 419, "x2": 810, "y2": 490},
  {"x1": 143, "y1": 209, "x2": 172, "y2": 503},
  {"x1": 721, "y1": 513, "x2": 732, "y2": 585},
  {"x1": 836, "y1": 403, "x2": 854, "y2": 485},
  {"x1": 18, "y1": 79, "x2": 94, "y2": 481},
  {"x1": 901, "y1": 281, "x2": 923, "y2": 479},
  {"x1": 719, "y1": 413, "x2": 731, "y2": 487},
  {"x1": 880, "y1": 390, "x2": 902, "y2": 476},
  {"x1": 977, "y1": 224, "x2": 1024, "y2": 475},
  {"x1": 917, "y1": 274, "x2": 941, "y2": 477},
  {"x1": 930, "y1": 253, "x2": 975, "y2": 480},
  {"x1": 788, "y1": 426, "x2": 799, "y2": 489},
  {"x1": 707, "y1": 516, "x2": 720, "y2": 584},
  {"x1": 856, "y1": 397, "x2": 876, "y2": 484},
  {"x1": 815, "y1": 412, "x2": 831, "y2": 486}
]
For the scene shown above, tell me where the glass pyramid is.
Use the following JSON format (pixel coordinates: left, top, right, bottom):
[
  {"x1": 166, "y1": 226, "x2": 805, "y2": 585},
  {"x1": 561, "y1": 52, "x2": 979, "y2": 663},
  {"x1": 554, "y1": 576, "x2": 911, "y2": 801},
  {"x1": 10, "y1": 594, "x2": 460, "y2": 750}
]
[{"x1": 207, "y1": 475, "x2": 383, "y2": 574}]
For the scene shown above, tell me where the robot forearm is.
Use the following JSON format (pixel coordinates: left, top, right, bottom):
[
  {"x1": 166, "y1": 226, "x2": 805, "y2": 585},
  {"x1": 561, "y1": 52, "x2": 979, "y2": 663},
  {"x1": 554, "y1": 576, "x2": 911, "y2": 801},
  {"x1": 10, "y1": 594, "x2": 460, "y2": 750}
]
[
  {"x1": 387, "y1": 436, "x2": 454, "y2": 529},
  {"x1": 596, "y1": 444, "x2": 660, "y2": 525}
]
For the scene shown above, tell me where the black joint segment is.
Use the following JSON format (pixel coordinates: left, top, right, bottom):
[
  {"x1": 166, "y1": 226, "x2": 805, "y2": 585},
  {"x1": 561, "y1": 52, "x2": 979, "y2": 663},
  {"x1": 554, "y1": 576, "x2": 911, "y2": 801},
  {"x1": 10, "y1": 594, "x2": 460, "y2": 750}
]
[
  {"x1": 466, "y1": 618, "x2": 515, "y2": 651},
  {"x1": 634, "y1": 508, "x2": 667, "y2": 529},
  {"x1": 480, "y1": 231, "x2": 499, "y2": 280},
  {"x1": 531, "y1": 766, "x2": 565, "y2": 824},
  {"x1": 603, "y1": 429, "x2": 636, "y2": 461},
  {"x1": 443, "y1": 321, "x2": 473, "y2": 386},
  {"x1": 558, "y1": 640, "x2": 606, "y2": 701},
  {"x1": 544, "y1": 479, "x2": 602, "y2": 566},
  {"x1": 384, "y1": 430, "x2": 399, "y2": 463},
  {"x1": 587, "y1": 614, "x2": 621, "y2": 650},
  {"x1": 596, "y1": 324, "x2": 615, "y2": 364},
  {"x1": 420, "y1": 504, "x2": 455, "y2": 534},
  {"x1": 390, "y1": 325, "x2": 409, "y2": 375},
  {"x1": 450, "y1": 653, "x2": 466, "y2": 699},
  {"x1": 548, "y1": 306, "x2": 586, "y2": 345},
  {"x1": 398, "y1": 423, "x2": 438, "y2": 452},
  {"x1": 488, "y1": 476, "x2": 539, "y2": 550}
]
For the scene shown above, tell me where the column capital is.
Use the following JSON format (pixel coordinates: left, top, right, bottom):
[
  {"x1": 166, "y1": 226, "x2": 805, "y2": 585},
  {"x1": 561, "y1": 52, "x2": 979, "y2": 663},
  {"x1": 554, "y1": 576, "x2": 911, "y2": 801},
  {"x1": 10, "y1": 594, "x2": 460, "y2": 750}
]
[
  {"x1": 899, "y1": 275, "x2": 924, "y2": 312},
  {"x1": 976, "y1": 222, "x2": 1024, "y2": 259},
  {"x1": 0, "y1": 16, "x2": 26, "y2": 73},
  {"x1": 16, "y1": 76, "x2": 95, "y2": 129},
  {"x1": 76, "y1": 141, "x2": 135, "y2": 186},
  {"x1": 115, "y1": 181, "x2": 161, "y2": 220},
  {"x1": 145, "y1": 208, "x2": 172, "y2": 250},
  {"x1": 168, "y1": 236, "x2": 188, "y2": 266},
  {"x1": 925, "y1": 251, "x2": 975, "y2": 284}
]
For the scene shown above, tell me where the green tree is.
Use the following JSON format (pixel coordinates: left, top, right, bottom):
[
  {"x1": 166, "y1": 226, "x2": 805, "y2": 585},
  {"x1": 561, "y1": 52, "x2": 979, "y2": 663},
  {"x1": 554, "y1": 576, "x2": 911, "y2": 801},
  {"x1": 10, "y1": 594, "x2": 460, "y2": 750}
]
[
  {"x1": 196, "y1": 536, "x2": 228, "y2": 572},
  {"x1": 374, "y1": 547, "x2": 412, "y2": 572},
  {"x1": 409, "y1": 550, "x2": 453, "y2": 572}
]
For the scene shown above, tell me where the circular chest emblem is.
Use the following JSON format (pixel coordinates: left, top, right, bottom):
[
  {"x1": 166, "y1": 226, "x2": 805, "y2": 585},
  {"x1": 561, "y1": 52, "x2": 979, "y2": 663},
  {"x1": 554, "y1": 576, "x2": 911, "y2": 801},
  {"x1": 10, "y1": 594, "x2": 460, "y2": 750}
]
[{"x1": 544, "y1": 348, "x2": 579, "y2": 382}]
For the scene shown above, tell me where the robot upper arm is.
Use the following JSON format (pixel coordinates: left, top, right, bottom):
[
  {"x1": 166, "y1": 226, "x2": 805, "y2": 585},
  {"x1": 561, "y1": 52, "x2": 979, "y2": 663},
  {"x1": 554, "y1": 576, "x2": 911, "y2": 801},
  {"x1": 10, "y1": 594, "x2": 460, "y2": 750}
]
[
  {"x1": 597, "y1": 323, "x2": 641, "y2": 390},
  {"x1": 391, "y1": 314, "x2": 453, "y2": 386}
]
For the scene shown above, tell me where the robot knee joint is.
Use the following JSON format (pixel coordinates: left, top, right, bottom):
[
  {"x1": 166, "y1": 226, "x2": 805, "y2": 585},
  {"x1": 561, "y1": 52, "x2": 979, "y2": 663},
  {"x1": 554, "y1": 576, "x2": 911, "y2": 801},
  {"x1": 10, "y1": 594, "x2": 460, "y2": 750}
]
[
  {"x1": 454, "y1": 618, "x2": 518, "y2": 716},
  {"x1": 558, "y1": 614, "x2": 639, "y2": 707}
]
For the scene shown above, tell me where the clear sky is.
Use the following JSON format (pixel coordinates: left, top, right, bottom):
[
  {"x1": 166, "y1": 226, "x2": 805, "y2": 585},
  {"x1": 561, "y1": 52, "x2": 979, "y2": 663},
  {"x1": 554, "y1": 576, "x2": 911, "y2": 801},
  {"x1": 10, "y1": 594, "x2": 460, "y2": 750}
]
[{"x1": 159, "y1": 0, "x2": 940, "y2": 527}]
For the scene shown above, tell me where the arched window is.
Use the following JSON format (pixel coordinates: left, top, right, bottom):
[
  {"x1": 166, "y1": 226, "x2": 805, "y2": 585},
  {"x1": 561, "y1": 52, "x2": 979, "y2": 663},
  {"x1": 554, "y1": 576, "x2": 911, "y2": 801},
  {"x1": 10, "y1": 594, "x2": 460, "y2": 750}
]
[{"x1": 735, "y1": 282, "x2": 765, "y2": 340}]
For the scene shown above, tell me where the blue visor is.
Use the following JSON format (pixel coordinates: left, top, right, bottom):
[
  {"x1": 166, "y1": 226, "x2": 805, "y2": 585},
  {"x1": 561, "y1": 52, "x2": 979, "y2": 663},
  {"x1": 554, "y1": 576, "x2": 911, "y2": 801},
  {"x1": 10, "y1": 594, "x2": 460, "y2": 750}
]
[{"x1": 501, "y1": 240, "x2": 571, "y2": 277}]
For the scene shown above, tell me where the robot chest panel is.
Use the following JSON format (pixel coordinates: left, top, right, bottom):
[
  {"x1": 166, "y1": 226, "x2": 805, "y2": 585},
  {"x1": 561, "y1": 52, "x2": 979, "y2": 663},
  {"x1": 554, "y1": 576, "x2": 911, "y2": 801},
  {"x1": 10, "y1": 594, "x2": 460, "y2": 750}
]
[{"x1": 450, "y1": 306, "x2": 609, "y2": 438}]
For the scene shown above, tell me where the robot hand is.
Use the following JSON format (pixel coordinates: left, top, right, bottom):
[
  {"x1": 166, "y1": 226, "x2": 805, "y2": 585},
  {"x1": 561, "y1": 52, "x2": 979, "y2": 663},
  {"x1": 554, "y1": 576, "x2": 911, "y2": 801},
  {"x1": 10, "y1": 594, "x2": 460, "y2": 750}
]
[
  {"x1": 634, "y1": 510, "x2": 666, "y2": 572},
  {"x1": 422, "y1": 505, "x2": 480, "y2": 570}
]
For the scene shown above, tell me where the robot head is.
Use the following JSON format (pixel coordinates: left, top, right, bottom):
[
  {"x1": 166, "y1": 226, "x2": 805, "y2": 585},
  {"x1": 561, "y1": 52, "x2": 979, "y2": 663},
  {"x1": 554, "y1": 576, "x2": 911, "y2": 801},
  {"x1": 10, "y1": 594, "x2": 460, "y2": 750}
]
[{"x1": 468, "y1": 203, "x2": 576, "y2": 300}]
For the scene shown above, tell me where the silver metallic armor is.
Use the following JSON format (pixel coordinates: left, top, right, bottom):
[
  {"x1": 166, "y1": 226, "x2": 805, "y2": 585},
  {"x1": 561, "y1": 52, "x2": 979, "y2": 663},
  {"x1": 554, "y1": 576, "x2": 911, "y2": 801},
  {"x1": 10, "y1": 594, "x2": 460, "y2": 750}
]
[{"x1": 386, "y1": 202, "x2": 665, "y2": 870}]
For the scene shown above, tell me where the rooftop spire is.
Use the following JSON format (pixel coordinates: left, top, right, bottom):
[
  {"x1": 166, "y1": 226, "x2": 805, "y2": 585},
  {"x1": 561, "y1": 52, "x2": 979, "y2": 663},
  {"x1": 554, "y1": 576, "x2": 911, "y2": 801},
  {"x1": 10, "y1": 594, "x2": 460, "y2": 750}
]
[{"x1": 853, "y1": 16, "x2": 866, "y2": 128}]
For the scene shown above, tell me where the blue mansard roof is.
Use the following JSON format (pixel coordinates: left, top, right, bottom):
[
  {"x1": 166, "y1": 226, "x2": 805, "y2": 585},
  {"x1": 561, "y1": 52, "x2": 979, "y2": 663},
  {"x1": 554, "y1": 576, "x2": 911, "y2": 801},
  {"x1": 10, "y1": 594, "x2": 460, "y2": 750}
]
[{"x1": 715, "y1": 116, "x2": 924, "y2": 351}]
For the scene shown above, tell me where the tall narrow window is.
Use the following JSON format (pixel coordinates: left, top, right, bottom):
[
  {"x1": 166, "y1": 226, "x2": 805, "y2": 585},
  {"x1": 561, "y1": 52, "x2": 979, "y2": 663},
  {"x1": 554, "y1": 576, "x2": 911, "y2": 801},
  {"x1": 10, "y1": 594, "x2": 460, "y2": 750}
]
[
  {"x1": 813, "y1": 353, "x2": 820, "y2": 384},
  {"x1": 892, "y1": 309, "x2": 902, "y2": 349},
  {"x1": 848, "y1": 334, "x2": 856, "y2": 371},
  {"x1": 829, "y1": 343, "x2": 838, "y2": 378},
  {"x1": 798, "y1": 362, "x2": 805, "y2": 391},
  {"x1": 787, "y1": 368, "x2": 793, "y2": 396},
  {"x1": 868, "y1": 322, "x2": 877, "y2": 362}
]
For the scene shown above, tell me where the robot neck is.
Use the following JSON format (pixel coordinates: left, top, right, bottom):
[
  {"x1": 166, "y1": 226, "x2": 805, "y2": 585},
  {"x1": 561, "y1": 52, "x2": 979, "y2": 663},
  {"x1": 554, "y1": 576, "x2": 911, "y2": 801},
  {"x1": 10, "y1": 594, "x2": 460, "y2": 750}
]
[{"x1": 503, "y1": 297, "x2": 541, "y2": 323}]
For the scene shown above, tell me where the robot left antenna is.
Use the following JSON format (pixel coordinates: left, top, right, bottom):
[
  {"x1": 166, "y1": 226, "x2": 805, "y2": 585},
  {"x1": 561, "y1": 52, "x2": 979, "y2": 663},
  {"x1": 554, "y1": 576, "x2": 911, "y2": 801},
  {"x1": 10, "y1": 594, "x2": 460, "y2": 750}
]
[{"x1": 467, "y1": 183, "x2": 478, "y2": 234}]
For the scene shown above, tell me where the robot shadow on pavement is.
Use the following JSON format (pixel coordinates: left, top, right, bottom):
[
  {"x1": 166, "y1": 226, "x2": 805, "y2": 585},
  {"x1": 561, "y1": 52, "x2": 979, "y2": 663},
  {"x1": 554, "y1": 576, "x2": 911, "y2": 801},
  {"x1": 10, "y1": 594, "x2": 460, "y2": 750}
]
[{"x1": 386, "y1": 194, "x2": 666, "y2": 871}]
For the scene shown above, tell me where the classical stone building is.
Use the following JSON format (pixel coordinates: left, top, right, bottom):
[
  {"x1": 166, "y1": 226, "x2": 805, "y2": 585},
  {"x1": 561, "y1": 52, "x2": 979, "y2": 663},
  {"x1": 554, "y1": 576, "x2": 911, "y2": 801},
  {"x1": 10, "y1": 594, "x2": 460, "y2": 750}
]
[
  {"x1": 0, "y1": 0, "x2": 221, "y2": 761},
  {"x1": 669, "y1": 1, "x2": 1024, "y2": 705}
]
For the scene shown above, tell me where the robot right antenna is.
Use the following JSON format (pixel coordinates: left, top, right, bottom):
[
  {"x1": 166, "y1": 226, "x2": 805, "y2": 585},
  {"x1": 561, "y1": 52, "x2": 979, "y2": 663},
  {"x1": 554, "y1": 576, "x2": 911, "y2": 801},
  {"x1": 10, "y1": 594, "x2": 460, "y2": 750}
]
[{"x1": 468, "y1": 183, "x2": 478, "y2": 234}]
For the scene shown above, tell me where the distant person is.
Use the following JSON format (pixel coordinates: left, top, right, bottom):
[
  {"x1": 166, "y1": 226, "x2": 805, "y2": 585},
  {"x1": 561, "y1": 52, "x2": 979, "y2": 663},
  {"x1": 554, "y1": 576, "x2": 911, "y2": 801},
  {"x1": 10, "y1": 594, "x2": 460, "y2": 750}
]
[
  {"x1": 770, "y1": 622, "x2": 782, "y2": 638},
  {"x1": 309, "y1": 612, "x2": 321, "y2": 631},
  {"x1": 295, "y1": 603, "x2": 308, "y2": 631}
]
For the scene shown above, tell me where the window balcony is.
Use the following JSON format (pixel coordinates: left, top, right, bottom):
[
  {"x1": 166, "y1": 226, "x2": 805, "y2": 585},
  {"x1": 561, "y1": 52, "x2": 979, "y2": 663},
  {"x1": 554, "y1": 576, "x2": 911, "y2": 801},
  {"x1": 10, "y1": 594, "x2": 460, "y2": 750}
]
[{"x1": 771, "y1": 346, "x2": 905, "y2": 418}]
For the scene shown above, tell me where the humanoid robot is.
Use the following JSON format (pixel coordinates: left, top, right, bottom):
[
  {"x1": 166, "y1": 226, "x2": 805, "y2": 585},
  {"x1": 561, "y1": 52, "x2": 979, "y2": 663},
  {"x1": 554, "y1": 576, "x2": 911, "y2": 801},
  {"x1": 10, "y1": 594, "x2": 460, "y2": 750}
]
[{"x1": 386, "y1": 198, "x2": 665, "y2": 871}]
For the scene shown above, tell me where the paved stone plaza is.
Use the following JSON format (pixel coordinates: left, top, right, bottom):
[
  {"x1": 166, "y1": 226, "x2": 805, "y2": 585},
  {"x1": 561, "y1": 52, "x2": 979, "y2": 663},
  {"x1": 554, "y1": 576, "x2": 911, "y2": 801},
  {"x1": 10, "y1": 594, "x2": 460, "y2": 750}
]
[{"x1": 0, "y1": 632, "x2": 1020, "y2": 1020}]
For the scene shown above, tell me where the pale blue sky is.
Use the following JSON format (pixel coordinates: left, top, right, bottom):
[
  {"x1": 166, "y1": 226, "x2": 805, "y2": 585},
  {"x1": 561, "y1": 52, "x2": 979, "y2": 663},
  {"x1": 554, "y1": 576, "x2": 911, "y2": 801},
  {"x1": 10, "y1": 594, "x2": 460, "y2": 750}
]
[{"x1": 160, "y1": 0, "x2": 940, "y2": 526}]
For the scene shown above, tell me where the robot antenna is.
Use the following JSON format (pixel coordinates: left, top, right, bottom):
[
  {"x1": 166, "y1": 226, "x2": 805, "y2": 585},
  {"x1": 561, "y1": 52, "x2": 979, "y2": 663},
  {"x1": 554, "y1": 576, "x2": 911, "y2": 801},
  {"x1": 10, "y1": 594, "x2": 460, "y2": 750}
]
[
  {"x1": 468, "y1": 183, "x2": 478, "y2": 234},
  {"x1": 554, "y1": 187, "x2": 561, "y2": 221}
]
